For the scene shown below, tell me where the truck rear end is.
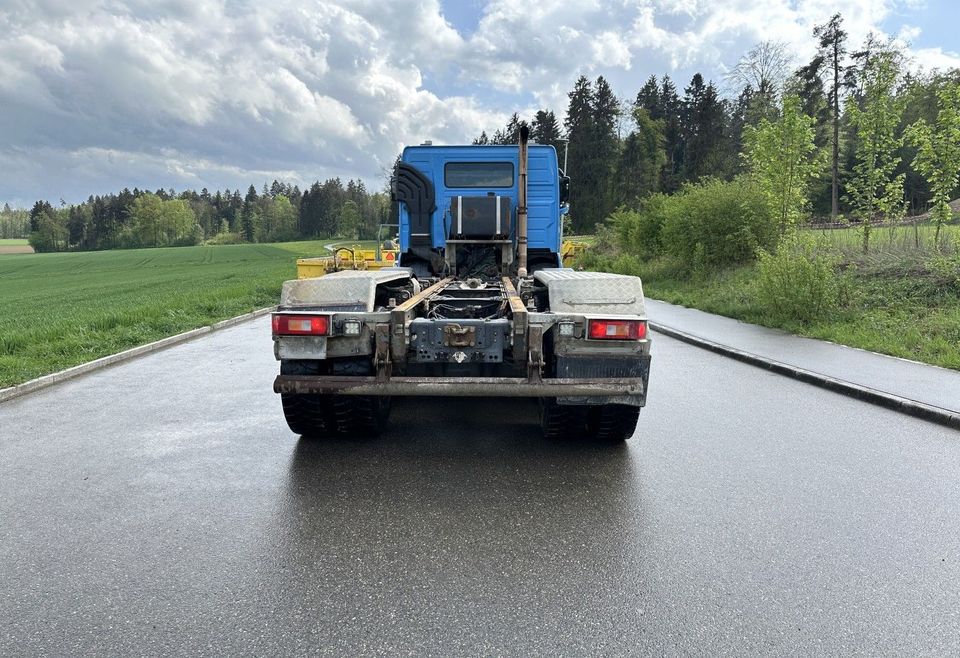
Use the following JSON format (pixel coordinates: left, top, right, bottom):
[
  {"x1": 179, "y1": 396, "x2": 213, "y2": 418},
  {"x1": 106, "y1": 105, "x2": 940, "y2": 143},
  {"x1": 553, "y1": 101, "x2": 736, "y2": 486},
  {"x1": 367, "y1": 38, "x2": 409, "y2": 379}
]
[{"x1": 272, "y1": 127, "x2": 651, "y2": 442}]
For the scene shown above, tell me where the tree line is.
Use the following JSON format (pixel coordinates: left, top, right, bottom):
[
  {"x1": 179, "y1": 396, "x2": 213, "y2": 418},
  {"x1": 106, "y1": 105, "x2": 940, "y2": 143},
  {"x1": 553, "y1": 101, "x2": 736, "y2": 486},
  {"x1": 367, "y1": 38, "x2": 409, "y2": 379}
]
[
  {"x1": 479, "y1": 14, "x2": 960, "y2": 234},
  {"x1": 25, "y1": 179, "x2": 391, "y2": 253},
  {"x1": 1, "y1": 204, "x2": 29, "y2": 239}
]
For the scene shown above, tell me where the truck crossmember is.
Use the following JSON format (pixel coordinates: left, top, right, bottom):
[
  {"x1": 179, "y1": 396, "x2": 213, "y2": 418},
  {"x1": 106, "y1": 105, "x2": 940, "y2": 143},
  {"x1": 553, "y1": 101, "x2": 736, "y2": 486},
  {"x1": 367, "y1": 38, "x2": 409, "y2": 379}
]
[{"x1": 273, "y1": 375, "x2": 646, "y2": 397}]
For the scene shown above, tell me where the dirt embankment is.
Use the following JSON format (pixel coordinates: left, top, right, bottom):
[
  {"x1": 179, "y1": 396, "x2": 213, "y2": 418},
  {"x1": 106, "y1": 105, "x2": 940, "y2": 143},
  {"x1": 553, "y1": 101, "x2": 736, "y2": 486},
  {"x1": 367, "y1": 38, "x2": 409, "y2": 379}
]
[{"x1": 0, "y1": 245, "x2": 34, "y2": 254}]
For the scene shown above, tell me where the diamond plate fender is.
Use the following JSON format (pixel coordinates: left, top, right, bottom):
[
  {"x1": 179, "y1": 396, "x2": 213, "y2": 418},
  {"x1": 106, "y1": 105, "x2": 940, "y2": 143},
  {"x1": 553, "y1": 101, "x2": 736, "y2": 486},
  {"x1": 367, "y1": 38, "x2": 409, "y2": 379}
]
[
  {"x1": 533, "y1": 268, "x2": 646, "y2": 316},
  {"x1": 279, "y1": 268, "x2": 412, "y2": 312}
]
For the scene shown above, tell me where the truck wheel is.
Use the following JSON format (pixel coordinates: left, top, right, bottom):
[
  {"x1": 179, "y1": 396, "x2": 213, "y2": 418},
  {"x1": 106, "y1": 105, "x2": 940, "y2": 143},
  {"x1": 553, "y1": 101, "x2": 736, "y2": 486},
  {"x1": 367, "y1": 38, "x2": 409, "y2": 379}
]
[
  {"x1": 279, "y1": 359, "x2": 335, "y2": 438},
  {"x1": 588, "y1": 404, "x2": 640, "y2": 442},
  {"x1": 327, "y1": 357, "x2": 392, "y2": 437},
  {"x1": 281, "y1": 393, "x2": 335, "y2": 437},
  {"x1": 540, "y1": 399, "x2": 588, "y2": 441},
  {"x1": 331, "y1": 395, "x2": 391, "y2": 437}
]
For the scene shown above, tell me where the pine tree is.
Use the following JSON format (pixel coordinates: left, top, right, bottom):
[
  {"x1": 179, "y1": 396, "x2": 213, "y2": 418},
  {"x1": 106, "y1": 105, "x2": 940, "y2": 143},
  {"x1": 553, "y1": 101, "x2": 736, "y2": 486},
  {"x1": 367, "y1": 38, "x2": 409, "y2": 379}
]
[
  {"x1": 592, "y1": 76, "x2": 621, "y2": 224},
  {"x1": 728, "y1": 87, "x2": 754, "y2": 167},
  {"x1": 531, "y1": 110, "x2": 564, "y2": 155},
  {"x1": 682, "y1": 75, "x2": 730, "y2": 181},
  {"x1": 564, "y1": 75, "x2": 596, "y2": 232},
  {"x1": 813, "y1": 13, "x2": 849, "y2": 220},
  {"x1": 300, "y1": 184, "x2": 320, "y2": 236},
  {"x1": 635, "y1": 76, "x2": 660, "y2": 118},
  {"x1": 29, "y1": 200, "x2": 53, "y2": 233},
  {"x1": 489, "y1": 113, "x2": 523, "y2": 145},
  {"x1": 792, "y1": 57, "x2": 833, "y2": 215},
  {"x1": 794, "y1": 59, "x2": 831, "y2": 147},
  {"x1": 612, "y1": 107, "x2": 666, "y2": 206},
  {"x1": 659, "y1": 75, "x2": 684, "y2": 191},
  {"x1": 239, "y1": 186, "x2": 258, "y2": 241}
]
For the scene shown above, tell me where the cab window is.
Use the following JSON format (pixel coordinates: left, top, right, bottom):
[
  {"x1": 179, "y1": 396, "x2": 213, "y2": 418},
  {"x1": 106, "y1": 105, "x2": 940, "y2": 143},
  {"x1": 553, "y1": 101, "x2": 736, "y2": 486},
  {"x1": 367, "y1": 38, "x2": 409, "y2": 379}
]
[{"x1": 444, "y1": 162, "x2": 514, "y2": 188}]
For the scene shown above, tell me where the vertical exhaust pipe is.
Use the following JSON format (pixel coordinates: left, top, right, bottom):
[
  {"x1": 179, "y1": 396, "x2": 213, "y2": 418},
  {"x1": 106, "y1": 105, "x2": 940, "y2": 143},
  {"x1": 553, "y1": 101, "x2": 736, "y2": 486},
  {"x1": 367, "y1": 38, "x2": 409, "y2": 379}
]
[{"x1": 517, "y1": 124, "x2": 530, "y2": 278}]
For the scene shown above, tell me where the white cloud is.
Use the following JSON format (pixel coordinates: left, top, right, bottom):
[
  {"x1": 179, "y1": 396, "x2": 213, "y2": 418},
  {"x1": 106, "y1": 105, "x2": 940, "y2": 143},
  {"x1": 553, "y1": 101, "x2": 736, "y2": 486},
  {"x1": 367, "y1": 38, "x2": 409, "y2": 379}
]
[
  {"x1": 897, "y1": 24, "x2": 922, "y2": 42},
  {"x1": 910, "y1": 47, "x2": 960, "y2": 72},
  {"x1": 0, "y1": 0, "x2": 956, "y2": 205}
]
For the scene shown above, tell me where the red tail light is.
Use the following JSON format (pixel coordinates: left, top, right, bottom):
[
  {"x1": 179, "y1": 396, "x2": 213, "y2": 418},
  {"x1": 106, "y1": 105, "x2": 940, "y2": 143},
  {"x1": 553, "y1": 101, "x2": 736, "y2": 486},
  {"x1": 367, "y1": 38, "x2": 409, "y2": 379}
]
[
  {"x1": 587, "y1": 319, "x2": 647, "y2": 340},
  {"x1": 272, "y1": 314, "x2": 329, "y2": 336}
]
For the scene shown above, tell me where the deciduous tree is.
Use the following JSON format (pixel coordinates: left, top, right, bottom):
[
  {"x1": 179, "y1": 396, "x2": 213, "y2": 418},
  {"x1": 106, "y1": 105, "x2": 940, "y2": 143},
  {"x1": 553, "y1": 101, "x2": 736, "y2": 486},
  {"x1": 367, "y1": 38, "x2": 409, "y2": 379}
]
[
  {"x1": 744, "y1": 95, "x2": 821, "y2": 234},
  {"x1": 905, "y1": 81, "x2": 960, "y2": 246},
  {"x1": 844, "y1": 47, "x2": 905, "y2": 252}
]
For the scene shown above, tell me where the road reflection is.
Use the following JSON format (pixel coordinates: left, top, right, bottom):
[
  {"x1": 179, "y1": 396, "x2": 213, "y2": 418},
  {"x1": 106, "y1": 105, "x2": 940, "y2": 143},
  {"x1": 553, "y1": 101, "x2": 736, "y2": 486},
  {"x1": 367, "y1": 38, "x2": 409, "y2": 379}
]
[{"x1": 262, "y1": 397, "x2": 650, "y2": 650}]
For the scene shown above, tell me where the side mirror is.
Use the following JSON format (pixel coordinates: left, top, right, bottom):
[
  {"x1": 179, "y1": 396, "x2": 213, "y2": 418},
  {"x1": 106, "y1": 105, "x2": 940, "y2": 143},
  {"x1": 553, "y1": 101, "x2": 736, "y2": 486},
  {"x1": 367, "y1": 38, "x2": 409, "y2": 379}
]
[{"x1": 559, "y1": 175, "x2": 570, "y2": 204}]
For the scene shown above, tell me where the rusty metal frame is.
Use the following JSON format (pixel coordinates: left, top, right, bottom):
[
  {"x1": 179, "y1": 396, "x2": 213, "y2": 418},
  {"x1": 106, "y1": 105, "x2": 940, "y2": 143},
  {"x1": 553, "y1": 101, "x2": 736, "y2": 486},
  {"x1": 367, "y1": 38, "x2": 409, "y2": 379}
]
[
  {"x1": 389, "y1": 276, "x2": 454, "y2": 364},
  {"x1": 374, "y1": 323, "x2": 391, "y2": 382},
  {"x1": 526, "y1": 324, "x2": 544, "y2": 383},
  {"x1": 274, "y1": 375, "x2": 644, "y2": 397},
  {"x1": 501, "y1": 276, "x2": 527, "y2": 363}
]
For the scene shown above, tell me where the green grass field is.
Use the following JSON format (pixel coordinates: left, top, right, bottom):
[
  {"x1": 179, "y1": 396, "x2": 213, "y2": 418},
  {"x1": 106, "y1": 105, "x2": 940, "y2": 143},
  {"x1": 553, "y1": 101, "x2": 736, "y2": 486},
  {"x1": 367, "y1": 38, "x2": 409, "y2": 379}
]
[
  {"x1": 809, "y1": 223, "x2": 958, "y2": 255},
  {"x1": 0, "y1": 241, "x2": 332, "y2": 388},
  {"x1": 326, "y1": 239, "x2": 381, "y2": 252},
  {"x1": 0, "y1": 238, "x2": 29, "y2": 246}
]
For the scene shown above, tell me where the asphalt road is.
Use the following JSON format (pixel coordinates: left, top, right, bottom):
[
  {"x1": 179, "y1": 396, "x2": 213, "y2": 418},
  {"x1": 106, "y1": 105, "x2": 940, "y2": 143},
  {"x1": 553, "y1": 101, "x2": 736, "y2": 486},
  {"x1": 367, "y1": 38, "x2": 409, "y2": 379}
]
[{"x1": 2, "y1": 317, "x2": 959, "y2": 656}]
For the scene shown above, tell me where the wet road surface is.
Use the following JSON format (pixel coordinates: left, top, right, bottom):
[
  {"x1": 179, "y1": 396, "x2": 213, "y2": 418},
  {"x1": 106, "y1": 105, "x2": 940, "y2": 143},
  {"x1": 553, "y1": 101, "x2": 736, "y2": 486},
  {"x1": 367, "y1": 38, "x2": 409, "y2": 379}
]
[{"x1": 2, "y1": 318, "x2": 959, "y2": 655}]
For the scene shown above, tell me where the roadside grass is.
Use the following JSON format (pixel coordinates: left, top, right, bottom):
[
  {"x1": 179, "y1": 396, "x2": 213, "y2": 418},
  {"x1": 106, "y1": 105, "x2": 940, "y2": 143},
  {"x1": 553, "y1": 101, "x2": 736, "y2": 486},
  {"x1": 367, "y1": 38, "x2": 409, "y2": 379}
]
[
  {"x1": 0, "y1": 241, "x2": 332, "y2": 387},
  {"x1": 589, "y1": 243, "x2": 960, "y2": 371}
]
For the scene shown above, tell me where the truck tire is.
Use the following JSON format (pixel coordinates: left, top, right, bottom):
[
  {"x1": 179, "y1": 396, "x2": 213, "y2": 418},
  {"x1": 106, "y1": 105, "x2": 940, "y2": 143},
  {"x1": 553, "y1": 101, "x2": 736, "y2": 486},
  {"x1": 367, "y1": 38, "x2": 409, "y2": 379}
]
[
  {"x1": 588, "y1": 404, "x2": 640, "y2": 442},
  {"x1": 279, "y1": 359, "x2": 391, "y2": 438},
  {"x1": 328, "y1": 358, "x2": 391, "y2": 437},
  {"x1": 331, "y1": 395, "x2": 391, "y2": 437},
  {"x1": 281, "y1": 393, "x2": 335, "y2": 437},
  {"x1": 539, "y1": 398, "x2": 588, "y2": 441},
  {"x1": 280, "y1": 360, "x2": 335, "y2": 438}
]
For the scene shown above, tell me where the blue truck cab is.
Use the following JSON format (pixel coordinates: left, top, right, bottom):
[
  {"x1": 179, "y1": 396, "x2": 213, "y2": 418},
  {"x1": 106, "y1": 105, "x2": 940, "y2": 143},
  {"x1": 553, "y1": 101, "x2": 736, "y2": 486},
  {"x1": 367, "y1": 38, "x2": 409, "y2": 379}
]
[{"x1": 394, "y1": 143, "x2": 567, "y2": 276}]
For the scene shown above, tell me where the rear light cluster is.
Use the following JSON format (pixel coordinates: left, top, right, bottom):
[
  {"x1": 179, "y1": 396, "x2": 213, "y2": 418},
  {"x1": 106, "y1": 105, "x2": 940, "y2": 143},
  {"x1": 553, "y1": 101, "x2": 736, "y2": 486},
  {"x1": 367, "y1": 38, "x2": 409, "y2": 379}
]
[
  {"x1": 587, "y1": 319, "x2": 647, "y2": 341},
  {"x1": 272, "y1": 314, "x2": 329, "y2": 336}
]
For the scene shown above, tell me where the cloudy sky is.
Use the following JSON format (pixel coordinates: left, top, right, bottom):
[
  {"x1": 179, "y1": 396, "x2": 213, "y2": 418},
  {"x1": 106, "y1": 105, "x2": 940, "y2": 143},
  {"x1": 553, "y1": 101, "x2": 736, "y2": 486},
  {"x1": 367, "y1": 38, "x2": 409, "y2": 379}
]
[{"x1": 1, "y1": 0, "x2": 956, "y2": 207}]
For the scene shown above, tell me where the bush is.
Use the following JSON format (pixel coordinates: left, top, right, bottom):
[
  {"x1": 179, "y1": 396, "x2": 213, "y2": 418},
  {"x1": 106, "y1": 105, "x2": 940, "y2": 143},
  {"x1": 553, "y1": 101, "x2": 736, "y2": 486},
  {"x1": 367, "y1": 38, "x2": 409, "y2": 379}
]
[
  {"x1": 927, "y1": 251, "x2": 960, "y2": 289},
  {"x1": 659, "y1": 177, "x2": 778, "y2": 270},
  {"x1": 205, "y1": 231, "x2": 243, "y2": 245},
  {"x1": 606, "y1": 177, "x2": 777, "y2": 273},
  {"x1": 754, "y1": 232, "x2": 841, "y2": 323},
  {"x1": 609, "y1": 195, "x2": 672, "y2": 259}
]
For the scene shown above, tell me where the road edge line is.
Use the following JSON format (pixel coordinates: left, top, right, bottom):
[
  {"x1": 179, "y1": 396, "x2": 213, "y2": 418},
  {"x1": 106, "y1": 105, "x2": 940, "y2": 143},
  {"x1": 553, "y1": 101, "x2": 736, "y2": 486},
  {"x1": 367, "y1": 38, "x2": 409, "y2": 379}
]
[
  {"x1": 0, "y1": 306, "x2": 276, "y2": 405},
  {"x1": 649, "y1": 322, "x2": 960, "y2": 431}
]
